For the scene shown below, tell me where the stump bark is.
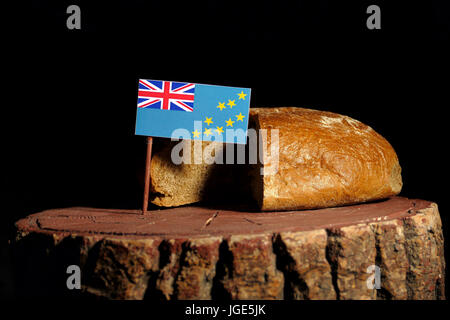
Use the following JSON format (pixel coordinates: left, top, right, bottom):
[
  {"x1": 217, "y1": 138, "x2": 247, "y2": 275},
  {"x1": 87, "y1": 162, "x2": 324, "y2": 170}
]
[{"x1": 12, "y1": 197, "x2": 445, "y2": 300}]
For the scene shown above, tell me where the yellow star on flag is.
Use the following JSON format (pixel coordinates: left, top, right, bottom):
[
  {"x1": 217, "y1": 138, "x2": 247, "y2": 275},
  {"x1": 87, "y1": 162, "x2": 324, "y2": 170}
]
[
  {"x1": 204, "y1": 117, "x2": 213, "y2": 126},
  {"x1": 237, "y1": 91, "x2": 247, "y2": 100},
  {"x1": 225, "y1": 118, "x2": 235, "y2": 127},
  {"x1": 192, "y1": 129, "x2": 200, "y2": 138},
  {"x1": 217, "y1": 102, "x2": 226, "y2": 111},
  {"x1": 227, "y1": 100, "x2": 236, "y2": 108},
  {"x1": 204, "y1": 128, "x2": 212, "y2": 136},
  {"x1": 235, "y1": 112, "x2": 245, "y2": 122},
  {"x1": 215, "y1": 126, "x2": 224, "y2": 134}
]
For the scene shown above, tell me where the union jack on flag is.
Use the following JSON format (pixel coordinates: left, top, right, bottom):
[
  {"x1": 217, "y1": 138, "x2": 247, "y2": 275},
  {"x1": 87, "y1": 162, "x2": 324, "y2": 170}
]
[{"x1": 138, "y1": 80, "x2": 195, "y2": 112}]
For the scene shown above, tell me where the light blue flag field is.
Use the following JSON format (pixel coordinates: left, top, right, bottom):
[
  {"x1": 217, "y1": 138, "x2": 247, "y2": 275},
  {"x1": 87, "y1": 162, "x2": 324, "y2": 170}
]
[{"x1": 135, "y1": 79, "x2": 251, "y2": 144}]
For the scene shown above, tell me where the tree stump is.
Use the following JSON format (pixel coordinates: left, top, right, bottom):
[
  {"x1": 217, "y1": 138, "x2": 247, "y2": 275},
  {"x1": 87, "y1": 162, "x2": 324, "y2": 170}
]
[{"x1": 12, "y1": 197, "x2": 445, "y2": 300}]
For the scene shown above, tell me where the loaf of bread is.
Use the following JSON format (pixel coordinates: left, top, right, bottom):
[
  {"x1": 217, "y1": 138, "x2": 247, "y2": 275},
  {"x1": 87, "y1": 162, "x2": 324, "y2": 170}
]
[
  {"x1": 150, "y1": 107, "x2": 402, "y2": 210},
  {"x1": 249, "y1": 107, "x2": 402, "y2": 210}
]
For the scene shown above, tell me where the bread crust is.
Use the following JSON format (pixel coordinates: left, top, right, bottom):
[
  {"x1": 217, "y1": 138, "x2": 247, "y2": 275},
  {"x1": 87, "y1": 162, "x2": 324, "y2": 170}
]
[{"x1": 250, "y1": 107, "x2": 402, "y2": 210}]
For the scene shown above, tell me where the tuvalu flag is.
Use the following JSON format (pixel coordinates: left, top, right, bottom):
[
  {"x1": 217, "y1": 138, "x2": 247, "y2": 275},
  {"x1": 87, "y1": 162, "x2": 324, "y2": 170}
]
[{"x1": 135, "y1": 79, "x2": 251, "y2": 144}]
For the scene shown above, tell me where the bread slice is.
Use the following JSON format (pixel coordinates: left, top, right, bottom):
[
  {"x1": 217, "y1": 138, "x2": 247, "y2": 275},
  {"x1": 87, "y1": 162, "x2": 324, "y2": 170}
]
[
  {"x1": 149, "y1": 107, "x2": 402, "y2": 210},
  {"x1": 150, "y1": 140, "x2": 228, "y2": 207}
]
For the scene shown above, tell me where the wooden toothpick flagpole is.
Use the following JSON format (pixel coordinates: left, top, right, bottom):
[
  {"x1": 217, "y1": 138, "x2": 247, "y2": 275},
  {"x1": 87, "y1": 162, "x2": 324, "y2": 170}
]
[{"x1": 142, "y1": 136, "x2": 153, "y2": 214}]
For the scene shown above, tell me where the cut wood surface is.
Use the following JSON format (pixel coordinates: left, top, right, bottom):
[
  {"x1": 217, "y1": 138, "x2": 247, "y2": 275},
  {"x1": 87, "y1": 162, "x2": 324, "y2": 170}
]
[{"x1": 13, "y1": 197, "x2": 445, "y2": 300}]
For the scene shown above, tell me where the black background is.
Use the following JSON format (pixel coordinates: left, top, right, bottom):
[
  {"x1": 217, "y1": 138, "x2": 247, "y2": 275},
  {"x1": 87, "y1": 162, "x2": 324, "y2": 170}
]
[{"x1": 2, "y1": 0, "x2": 449, "y2": 300}]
